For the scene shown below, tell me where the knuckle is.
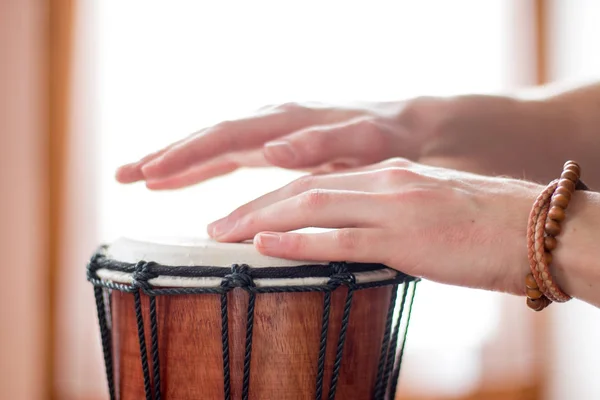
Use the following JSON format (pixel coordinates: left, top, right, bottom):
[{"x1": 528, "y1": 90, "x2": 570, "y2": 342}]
[
  {"x1": 356, "y1": 117, "x2": 379, "y2": 132},
  {"x1": 213, "y1": 120, "x2": 235, "y2": 132},
  {"x1": 275, "y1": 101, "x2": 308, "y2": 113},
  {"x1": 299, "y1": 189, "x2": 330, "y2": 209},
  {"x1": 209, "y1": 122, "x2": 237, "y2": 148},
  {"x1": 355, "y1": 118, "x2": 390, "y2": 157},
  {"x1": 399, "y1": 96, "x2": 446, "y2": 136},
  {"x1": 240, "y1": 213, "x2": 259, "y2": 230},
  {"x1": 382, "y1": 157, "x2": 411, "y2": 168},
  {"x1": 296, "y1": 127, "x2": 334, "y2": 159},
  {"x1": 290, "y1": 175, "x2": 315, "y2": 193},
  {"x1": 333, "y1": 229, "x2": 361, "y2": 250},
  {"x1": 378, "y1": 167, "x2": 421, "y2": 185}
]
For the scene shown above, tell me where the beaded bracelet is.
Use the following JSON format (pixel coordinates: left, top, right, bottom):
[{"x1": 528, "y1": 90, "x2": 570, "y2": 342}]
[{"x1": 525, "y1": 161, "x2": 588, "y2": 311}]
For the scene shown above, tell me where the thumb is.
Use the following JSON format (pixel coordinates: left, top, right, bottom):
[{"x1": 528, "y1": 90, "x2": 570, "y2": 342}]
[{"x1": 263, "y1": 117, "x2": 397, "y2": 170}]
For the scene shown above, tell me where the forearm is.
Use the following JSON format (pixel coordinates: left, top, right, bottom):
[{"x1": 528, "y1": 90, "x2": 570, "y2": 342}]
[
  {"x1": 423, "y1": 82, "x2": 600, "y2": 188},
  {"x1": 553, "y1": 189, "x2": 600, "y2": 308}
]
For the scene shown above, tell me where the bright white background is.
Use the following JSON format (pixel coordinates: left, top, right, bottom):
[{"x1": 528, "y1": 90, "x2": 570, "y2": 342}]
[{"x1": 93, "y1": 1, "x2": 515, "y2": 397}]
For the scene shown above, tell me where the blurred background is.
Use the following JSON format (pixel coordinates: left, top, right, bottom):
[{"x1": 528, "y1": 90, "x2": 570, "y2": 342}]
[{"x1": 1, "y1": 0, "x2": 599, "y2": 399}]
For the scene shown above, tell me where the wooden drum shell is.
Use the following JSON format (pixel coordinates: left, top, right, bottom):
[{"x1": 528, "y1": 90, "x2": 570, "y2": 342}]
[{"x1": 112, "y1": 285, "x2": 394, "y2": 400}]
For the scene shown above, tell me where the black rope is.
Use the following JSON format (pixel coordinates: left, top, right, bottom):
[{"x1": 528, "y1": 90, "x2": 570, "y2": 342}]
[
  {"x1": 314, "y1": 291, "x2": 332, "y2": 400},
  {"x1": 382, "y1": 283, "x2": 410, "y2": 398},
  {"x1": 149, "y1": 296, "x2": 161, "y2": 400},
  {"x1": 389, "y1": 281, "x2": 418, "y2": 398},
  {"x1": 131, "y1": 261, "x2": 155, "y2": 399},
  {"x1": 90, "y1": 277, "x2": 408, "y2": 298},
  {"x1": 134, "y1": 290, "x2": 152, "y2": 400},
  {"x1": 242, "y1": 291, "x2": 256, "y2": 400},
  {"x1": 89, "y1": 252, "x2": 390, "y2": 279},
  {"x1": 93, "y1": 286, "x2": 115, "y2": 400},
  {"x1": 325, "y1": 262, "x2": 357, "y2": 400},
  {"x1": 373, "y1": 284, "x2": 399, "y2": 400},
  {"x1": 220, "y1": 291, "x2": 231, "y2": 400},
  {"x1": 327, "y1": 286, "x2": 354, "y2": 400}
]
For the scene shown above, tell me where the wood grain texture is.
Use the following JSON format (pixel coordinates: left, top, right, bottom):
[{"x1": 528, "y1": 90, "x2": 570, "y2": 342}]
[{"x1": 112, "y1": 285, "x2": 393, "y2": 399}]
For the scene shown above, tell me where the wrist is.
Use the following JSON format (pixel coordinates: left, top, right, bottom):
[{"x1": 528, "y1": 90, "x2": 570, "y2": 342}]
[
  {"x1": 551, "y1": 189, "x2": 600, "y2": 307},
  {"x1": 421, "y1": 94, "x2": 582, "y2": 182}
]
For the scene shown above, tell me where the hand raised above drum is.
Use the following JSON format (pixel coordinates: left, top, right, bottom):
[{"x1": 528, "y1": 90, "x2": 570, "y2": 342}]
[
  {"x1": 116, "y1": 82, "x2": 600, "y2": 191},
  {"x1": 114, "y1": 98, "x2": 448, "y2": 189},
  {"x1": 206, "y1": 158, "x2": 600, "y2": 307}
]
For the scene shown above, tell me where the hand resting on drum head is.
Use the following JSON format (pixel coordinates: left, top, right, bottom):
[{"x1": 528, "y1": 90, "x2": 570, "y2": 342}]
[{"x1": 116, "y1": 88, "x2": 600, "y2": 308}]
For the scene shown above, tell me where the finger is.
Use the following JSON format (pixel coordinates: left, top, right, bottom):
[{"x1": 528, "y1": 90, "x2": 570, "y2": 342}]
[
  {"x1": 210, "y1": 190, "x2": 383, "y2": 242},
  {"x1": 253, "y1": 229, "x2": 388, "y2": 264},
  {"x1": 215, "y1": 160, "x2": 422, "y2": 220},
  {"x1": 145, "y1": 149, "x2": 269, "y2": 190},
  {"x1": 115, "y1": 137, "x2": 190, "y2": 183},
  {"x1": 141, "y1": 106, "x2": 325, "y2": 180},
  {"x1": 145, "y1": 160, "x2": 239, "y2": 190},
  {"x1": 263, "y1": 117, "x2": 398, "y2": 170},
  {"x1": 212, "y1": 170, "x2": 382, "y2": 227}
]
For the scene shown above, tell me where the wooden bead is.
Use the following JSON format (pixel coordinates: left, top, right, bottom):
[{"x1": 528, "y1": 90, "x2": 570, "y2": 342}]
[
  {"x1": 527, "y1": 288, "x2": 543, "y2": 300},
  {"x1": 551, "y1": 194, "x2": 570, "y2": 208},
  {"x1": 564, "y1": 160, "x2": 578, "y2": 166},
  {"x1": 558, "y1": 178, "x2": 576, "y2": 193},
  {"x1": 548, "y1": 206, "x2": 566, "y2": 222},
  {"x1": 564, "y1": 161, "x2": 581, "y2": 176},
  {"x1": 561, "y1": 169, "x2": 579, "y2": 183},
  {"x1": 555, "y1": 186, "x2": 572, "y2": 199},
  {"x1": 544, "y1": 251, "x2": 553, "y2": 265},
  {"x1": 544, "y1": 236, "x2": 557, "y2": 251},
  {"x1": 525, "y1": 273, "x2": 538, "y2": 289},
  {"x1": 545, "y1": 219, "x2": 561, "y2": 236},
  {"x1": 527, "y1": 296, "x2": 550, "y2": 312}
]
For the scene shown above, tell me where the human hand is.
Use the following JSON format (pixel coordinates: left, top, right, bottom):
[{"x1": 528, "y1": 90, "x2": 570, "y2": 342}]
[
  {"x1": 206, "y1": 158, "x2": 543, "y2": 295},
  {"x1": 115, "y1": 99, "x2": 446, "y2": 190}
]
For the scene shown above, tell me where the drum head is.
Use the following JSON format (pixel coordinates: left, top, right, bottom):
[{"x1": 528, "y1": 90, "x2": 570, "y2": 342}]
[{"x1": 107, "y1": 236, "x2": 326, "y2": 268}]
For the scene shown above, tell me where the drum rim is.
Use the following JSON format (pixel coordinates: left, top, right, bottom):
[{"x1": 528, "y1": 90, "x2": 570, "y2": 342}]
[{"x1": 88, "y1": 245, "x2": 418, "y2": 291}]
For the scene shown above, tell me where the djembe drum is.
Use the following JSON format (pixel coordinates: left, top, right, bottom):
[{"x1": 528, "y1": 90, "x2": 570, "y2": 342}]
[{"x1": 87, "y1": 237, "x2": 418, "y2": 400}]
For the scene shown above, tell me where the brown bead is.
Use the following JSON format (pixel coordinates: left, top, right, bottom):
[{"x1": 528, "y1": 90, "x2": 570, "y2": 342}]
[
  {"x1": 564, "y1": 161, "x2": 581, "y2": 176},
  {"x1": 526, "y1": 288, "x2": 543, "y2": 300},
  {"x1": 544, "y1": 236, "x2": 557, "y2": 251},
  {"x1": 527, "y1": 297, "x2": 550, "y2": 312},
  {"x1": 561, "y1": 169, "x2": 579, "y2": 183},
  {"x1": 544, "y1": 251, "x2": 553, "y2": 265},
  {"x1": 558, "y1": 178, "x2": 576, "y2": 193},
  {"x1": 564, "y1": 165, "x2": 581, "y2": 178},
  {"x1": 548, "y1": 206, "x2": 566, "y2": 222},
  {"x1": 545, "y1": 220, "x2": 561, "y2": 236},
  {"x1": 555, "y1": 186, "x2": 572, "y2": 199},
  {"x1": 551, "y1": 194, "x2": 570, "y2": 208},
  {"x1": 564, "y1": 160, "x2": 577, "y2": 167},
  {"x1": 525, "y1": 273, "x2": 538, "y2": 289}
]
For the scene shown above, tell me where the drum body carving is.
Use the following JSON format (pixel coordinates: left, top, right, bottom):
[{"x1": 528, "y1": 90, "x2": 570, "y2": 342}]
[{"x1": 88, "y1": 238, "x2": 418, "y2": 400}]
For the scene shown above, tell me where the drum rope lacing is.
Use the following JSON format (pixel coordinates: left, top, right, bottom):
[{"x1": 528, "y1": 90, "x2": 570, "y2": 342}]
[{"x1": 88, "y1": 249, "x2": 419, "y2": 400}]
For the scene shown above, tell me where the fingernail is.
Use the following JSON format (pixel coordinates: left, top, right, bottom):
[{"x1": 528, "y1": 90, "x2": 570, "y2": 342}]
[
  {"x1": 264, "y1": 141, "x2": 296, "y2": 162},
  {"x1": 208, "y1": 217, "x2": 233, "y2": 238},
  {"x1": 256, "y1": 233, "x2": 281, "y2": 248}
]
